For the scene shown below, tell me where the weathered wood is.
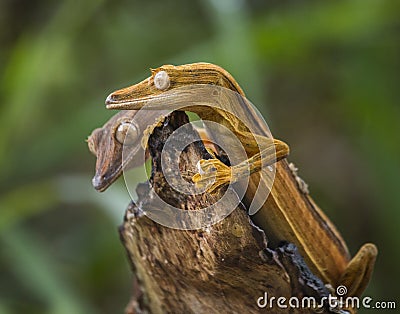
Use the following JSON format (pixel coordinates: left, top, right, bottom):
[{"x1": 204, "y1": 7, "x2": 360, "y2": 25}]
[{"x1": 120, "y1": 111, "x2": 332, "y2": 314}]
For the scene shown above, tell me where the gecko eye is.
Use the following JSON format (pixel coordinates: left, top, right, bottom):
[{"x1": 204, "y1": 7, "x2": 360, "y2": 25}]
[
  {"x1": 154, "y1": 71, "x2": 170, "y2": 90},
  {"x1": 115, "y1": 121, "x2": 139, "y2": 145}
]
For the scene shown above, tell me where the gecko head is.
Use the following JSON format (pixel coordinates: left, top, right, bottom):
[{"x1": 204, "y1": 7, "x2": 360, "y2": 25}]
[
  {"x1": 105, "y1": 62, "x2": 245, "y2": 110},
  {"x1": 87, "y1": 111, "x2": 144, "y2": 192}
]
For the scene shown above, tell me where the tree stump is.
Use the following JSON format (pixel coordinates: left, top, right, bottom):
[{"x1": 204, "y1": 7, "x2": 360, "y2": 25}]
[{"x1": 120, "y1": 111, "x2": 333, "y2": 314}]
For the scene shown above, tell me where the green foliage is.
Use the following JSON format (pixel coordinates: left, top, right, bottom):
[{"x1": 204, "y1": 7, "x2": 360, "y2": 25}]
[{"x1": 0, "y1": 0, "x2": 399, "y2": 312}]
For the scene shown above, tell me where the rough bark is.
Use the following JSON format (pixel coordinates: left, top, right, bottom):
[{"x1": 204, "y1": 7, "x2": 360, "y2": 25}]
[{"x1": 120, "y1": 111, "x2": 332, "y2": 314}]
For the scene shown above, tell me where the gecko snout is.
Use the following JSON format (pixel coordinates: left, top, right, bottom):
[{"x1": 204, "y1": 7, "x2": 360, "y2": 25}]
[
  {"x1": 105, "y1": 90, "x2": 120, "y2": 105},
  {"x1": 92, "y1": 174, "x2": 107, "y2": 192}
]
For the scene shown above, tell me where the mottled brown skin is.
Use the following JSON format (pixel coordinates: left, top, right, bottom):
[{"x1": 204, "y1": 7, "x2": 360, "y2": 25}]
[
  {"x1": 87, "y1": 111, "x2": 145, "y2": 191},
  {"x1": 87, "y1": 110, "x2": 219, "y2": 192}
]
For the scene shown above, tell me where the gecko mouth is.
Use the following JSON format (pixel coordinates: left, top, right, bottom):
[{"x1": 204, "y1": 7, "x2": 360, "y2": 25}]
[
  {"x1": 92, "y1": 174, "x2": 110, "y2": 192},
  {"x1": 105, "y1": 91, "x2": 178, "y2": 110},
  {"x1": 92, "y1": 165, "x2": 123, "y2": 192},
  {"x1": 105, "y1": 92, "x2": 149, "y2": 109}
]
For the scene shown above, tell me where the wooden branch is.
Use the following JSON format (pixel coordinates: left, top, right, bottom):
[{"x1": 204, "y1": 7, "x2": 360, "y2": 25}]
[{"x1": 120, "y1": 111, "x2": 333, "y2": 314}]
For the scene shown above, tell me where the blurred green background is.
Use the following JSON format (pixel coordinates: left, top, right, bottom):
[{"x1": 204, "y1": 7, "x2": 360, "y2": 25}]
[{"x1": 0, "y1": 0, "x2": 399, "y2": 313}]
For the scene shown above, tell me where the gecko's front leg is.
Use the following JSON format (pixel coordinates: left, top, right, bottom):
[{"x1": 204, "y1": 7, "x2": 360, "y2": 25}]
[{"x1": 192, "y1": 137, "x2": 289, "y2": 192}]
